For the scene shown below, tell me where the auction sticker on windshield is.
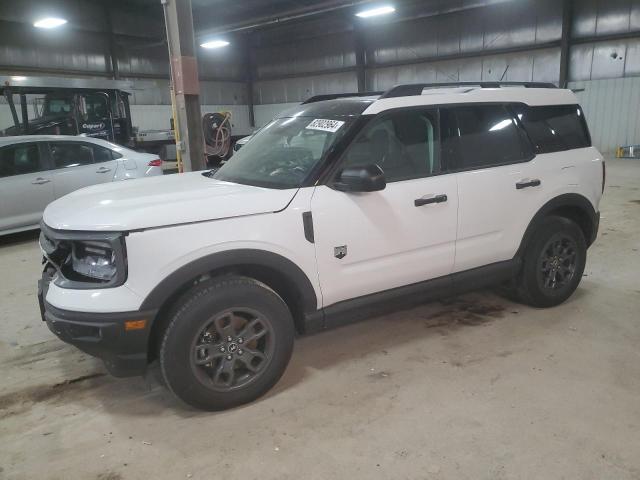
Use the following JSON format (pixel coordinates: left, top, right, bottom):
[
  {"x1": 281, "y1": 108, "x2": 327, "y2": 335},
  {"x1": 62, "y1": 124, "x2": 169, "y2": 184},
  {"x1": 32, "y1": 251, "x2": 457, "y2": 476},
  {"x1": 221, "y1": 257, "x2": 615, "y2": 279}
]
[{"x1": 306, "y1": 119, "x2": 345, "y2": 133}]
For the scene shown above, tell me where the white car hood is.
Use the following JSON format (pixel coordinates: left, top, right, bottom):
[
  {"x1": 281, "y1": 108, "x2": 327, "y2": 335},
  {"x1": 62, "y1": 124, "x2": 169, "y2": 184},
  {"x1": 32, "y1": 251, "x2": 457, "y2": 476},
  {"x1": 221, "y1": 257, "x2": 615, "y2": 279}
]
[{"x1": 43, "y1": 172, "x2": 298, "y2": 231}]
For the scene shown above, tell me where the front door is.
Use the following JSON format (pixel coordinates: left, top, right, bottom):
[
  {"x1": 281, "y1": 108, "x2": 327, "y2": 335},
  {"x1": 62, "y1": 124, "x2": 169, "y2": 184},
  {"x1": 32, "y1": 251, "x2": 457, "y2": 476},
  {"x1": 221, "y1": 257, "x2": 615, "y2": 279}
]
[
  {"x1": 311, "y1": 108, "x2": 458, "y2": 308},
  {"x1": 0, "y1": 142, "x2": 54, "y2": 231},
  {"x1": 77, "y1": 93, "x2": 112, "y2": 141}
]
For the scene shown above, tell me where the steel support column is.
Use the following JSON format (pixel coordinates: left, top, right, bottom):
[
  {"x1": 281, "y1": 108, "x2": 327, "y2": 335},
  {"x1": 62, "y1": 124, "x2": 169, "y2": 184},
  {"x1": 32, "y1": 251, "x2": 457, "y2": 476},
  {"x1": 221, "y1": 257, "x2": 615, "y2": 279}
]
[
  {"x1": 162, "y1": 0, "x2": 205, "y2": 172},
  {"x1": 245, "y1": 35, "x2": 256, "y2": 128},
  {"x1": 354, "y1": 25, "x2": 367, "y2": 92},
  {"x1": 103, "y1": 3, "x2": 120, "y2": 80},
  {"x1": 559, "y1": 0, "x2": 574, "y2": 88}
]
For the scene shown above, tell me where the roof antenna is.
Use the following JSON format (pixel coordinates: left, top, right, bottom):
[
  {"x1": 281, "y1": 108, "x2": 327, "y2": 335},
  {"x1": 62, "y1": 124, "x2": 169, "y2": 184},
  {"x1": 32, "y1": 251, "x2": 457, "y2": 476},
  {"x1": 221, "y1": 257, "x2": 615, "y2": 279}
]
[{"x1": 500, "y1": 65, "x2": 510, "y2": 81}]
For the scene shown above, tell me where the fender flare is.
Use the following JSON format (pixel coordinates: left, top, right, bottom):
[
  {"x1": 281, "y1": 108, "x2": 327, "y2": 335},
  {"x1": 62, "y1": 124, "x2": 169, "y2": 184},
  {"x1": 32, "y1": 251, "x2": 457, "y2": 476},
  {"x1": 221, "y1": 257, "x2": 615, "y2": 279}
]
[
  {"x1": 139, "y1": 249, "x2": 318, "y2": 313},
  {"x1": 516, "y1": 193, "x2": 598, "y2": 258}
]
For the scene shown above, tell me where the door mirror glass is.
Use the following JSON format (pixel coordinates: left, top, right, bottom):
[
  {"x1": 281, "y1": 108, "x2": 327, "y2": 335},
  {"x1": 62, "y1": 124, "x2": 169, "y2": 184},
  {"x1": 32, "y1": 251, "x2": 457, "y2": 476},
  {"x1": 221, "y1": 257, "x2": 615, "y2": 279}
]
[{"x1": 334, "y1": 164, "x2": 386, "y2": 192}]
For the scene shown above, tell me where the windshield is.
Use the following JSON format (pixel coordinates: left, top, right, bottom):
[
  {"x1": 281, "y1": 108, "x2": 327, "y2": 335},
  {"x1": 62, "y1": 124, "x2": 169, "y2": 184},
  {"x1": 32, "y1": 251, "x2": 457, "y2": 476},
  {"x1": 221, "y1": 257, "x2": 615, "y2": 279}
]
[
  {"x1": 213, "y1": 116, "x2": 352, "y2": 189},
  {"x1": 43, "y1": 97, "x2": 73, "y2": 116}
]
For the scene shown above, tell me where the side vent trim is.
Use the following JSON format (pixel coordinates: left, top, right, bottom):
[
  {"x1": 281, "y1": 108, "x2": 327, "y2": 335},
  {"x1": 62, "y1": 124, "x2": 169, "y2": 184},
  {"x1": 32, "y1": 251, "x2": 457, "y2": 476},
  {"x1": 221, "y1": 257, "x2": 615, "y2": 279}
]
[{"x1": 302, "y1": 211, "x2": 314, "y2": 243}]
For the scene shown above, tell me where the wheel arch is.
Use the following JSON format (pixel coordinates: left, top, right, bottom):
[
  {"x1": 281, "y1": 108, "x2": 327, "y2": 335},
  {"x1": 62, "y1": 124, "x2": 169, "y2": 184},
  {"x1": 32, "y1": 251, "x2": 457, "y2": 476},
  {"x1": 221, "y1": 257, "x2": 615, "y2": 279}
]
[
  {"x1": 517, "y1": 193, "x2": 598, "y2": 259},
  {"x1": 143, "y1": 249, "x2": 319, "y2": 360}
]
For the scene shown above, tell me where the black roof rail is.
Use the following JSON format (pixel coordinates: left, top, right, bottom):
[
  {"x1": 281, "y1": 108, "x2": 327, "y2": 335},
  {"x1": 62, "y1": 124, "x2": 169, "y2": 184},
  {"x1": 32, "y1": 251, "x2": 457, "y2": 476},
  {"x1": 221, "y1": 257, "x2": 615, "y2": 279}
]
[
  {"x1": 302, "y1": 91, "x2": 383, "y2": 104},
  {"x1": 379, "y1": 82, "x2": 558, "y2": 99}
]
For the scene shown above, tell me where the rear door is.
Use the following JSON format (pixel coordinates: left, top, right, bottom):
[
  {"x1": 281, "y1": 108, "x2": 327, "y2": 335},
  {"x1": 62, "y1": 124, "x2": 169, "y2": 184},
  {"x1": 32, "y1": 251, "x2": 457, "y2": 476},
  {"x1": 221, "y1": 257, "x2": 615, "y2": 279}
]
[
  {"x1": 441, "y1": 104, "x2": 544, "y2": 273},
  {"x1": 48, "y1": 141, "x2": 118, "y2": 199},
  {"x1": 0, "y1": 142, "x2": 54, "y2": 231}
]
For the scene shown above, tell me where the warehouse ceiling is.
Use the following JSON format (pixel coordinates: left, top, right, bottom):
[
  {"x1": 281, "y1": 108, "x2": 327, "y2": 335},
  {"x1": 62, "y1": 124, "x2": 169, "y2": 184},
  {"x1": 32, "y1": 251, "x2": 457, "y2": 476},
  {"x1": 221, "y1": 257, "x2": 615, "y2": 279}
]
[{"x1": 119, "y1": 0, "x2": 474, "y2": 37}]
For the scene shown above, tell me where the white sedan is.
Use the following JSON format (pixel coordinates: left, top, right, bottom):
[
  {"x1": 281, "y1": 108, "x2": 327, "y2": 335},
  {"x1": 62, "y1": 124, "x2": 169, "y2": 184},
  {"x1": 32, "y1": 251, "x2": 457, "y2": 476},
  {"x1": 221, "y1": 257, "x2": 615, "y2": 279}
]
[{"x1": 0, "y1": 135, "x2": 162, "y2": 235}]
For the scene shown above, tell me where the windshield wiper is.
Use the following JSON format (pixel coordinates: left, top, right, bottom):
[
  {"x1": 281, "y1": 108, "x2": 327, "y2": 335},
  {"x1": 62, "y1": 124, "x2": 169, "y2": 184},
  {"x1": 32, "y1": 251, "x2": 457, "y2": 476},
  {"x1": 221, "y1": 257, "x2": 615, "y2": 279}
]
[{"x1": 201, "y1": 168, "x2": 218, "y2": 178}]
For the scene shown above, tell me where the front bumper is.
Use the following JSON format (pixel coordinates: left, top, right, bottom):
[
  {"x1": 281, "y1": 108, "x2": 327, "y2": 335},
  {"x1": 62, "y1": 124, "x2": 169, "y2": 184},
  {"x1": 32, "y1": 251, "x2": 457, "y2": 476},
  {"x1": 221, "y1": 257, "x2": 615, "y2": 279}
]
[{"x1": 38, "y1": 275, "x2": 157, "y2": 377}]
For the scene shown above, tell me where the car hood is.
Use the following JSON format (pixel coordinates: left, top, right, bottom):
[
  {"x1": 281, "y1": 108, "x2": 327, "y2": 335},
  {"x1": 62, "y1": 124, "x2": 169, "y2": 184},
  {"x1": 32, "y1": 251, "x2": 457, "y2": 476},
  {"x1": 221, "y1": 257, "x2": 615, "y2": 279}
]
[{"x1": 43, "y1": 172, "x2": 298, "y2": 231}]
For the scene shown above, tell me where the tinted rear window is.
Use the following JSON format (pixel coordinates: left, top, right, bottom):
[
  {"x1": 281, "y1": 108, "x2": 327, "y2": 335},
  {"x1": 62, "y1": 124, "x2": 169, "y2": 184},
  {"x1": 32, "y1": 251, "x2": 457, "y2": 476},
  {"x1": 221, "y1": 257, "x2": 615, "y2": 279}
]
[
  {"x1": 0, "y1": 144, "x2": 41, "y2": 178},
  {"x1": 441, "y1": 105, "x2": 532, "y2": 170},
  {"x1": 514, "y1": 104, "x2": 591, "y2": 154}
]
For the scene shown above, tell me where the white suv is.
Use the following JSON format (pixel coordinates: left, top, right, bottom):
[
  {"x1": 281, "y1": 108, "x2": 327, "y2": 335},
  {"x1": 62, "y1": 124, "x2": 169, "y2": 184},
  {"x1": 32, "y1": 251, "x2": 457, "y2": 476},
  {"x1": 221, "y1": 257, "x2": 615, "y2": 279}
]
[{"x1": 38, "y1": 83, "x2": 604, "y2": 410}]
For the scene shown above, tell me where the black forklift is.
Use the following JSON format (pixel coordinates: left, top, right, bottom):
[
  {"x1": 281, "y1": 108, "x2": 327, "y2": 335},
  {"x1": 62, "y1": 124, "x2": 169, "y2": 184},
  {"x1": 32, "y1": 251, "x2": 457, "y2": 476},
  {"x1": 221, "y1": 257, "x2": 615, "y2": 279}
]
[{"x1": 1, "y1": 81, "x2": 134, "y2": 146}]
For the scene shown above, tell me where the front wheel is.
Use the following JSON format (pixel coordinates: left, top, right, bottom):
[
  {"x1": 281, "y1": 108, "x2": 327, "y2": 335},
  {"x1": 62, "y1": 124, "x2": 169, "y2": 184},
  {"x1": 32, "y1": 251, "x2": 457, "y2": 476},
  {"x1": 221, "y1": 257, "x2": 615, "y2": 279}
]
[
  {"x1": 160, "y1": 276, "x2": 295, "y2": 410},
  {"x1": 515, "y1": 216, "x2": 587, "y2": 308}
]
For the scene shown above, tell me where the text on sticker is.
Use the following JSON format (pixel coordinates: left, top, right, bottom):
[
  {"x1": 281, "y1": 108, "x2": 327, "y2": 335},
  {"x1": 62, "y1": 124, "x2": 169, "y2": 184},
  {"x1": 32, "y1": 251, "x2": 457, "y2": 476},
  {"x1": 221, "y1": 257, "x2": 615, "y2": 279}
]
[{"x1": 306, "y1": 119, "x2": 345, "y2": 133}]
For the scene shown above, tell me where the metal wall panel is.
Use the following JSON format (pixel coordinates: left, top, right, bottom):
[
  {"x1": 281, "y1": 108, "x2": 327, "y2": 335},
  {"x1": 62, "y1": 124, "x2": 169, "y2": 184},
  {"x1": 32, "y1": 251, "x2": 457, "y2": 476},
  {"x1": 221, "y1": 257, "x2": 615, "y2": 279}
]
[
  {"x1": 569, "y1": 77, "x2": 640, "y2": 152},
  {"x1": 569, "y1": 38, "x2": 640, "y2": 80},
  {"x1": 365, "y1": 0, "x2": 562, "y2": 66},
  {"x1": 255, "y1": 32, "x2": 355, "y2": 78},
  {"x1": 254, "y1": 103, "x2": 301, "y2": 128},
  {"x1": 125, "y1": 79, "x2": 246, "y2": 106},
  {"x1": 369, "y1": 48, "x2": 560, "y2": 90},
  {"x1": 117, "y1": 39, "x2": 170, "y2": 77},
  {"x1": 254, "y1": 72, "x2": 358, "y2": 104},
  {"x1": 199, "y1": 46, "x2": 246, "y2": 81},
  {"x1": 573, "y1": 0, "x2": 640, "y2": 39},
  {"x1": 0, "y1": 21, "x2": 109, "y2": 74}
]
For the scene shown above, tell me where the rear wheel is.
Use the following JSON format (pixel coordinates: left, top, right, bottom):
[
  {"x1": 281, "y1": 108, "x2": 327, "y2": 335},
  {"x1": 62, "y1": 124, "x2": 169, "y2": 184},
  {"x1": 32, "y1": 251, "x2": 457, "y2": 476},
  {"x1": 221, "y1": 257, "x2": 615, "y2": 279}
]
[
  {"x1": 515, "y1": 216, "x2": 586, "y2": 308},
  {"x1": 160, "y1": 276, "x2": 294, "y2": 410}
]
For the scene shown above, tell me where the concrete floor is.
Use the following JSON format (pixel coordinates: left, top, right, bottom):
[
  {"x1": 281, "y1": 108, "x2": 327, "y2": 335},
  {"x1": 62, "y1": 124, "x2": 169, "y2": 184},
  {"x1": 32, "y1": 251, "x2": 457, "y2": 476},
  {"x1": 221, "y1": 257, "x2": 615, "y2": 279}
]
[{"x1": 1, "y1": 158, "x2": 639, "y2": 480}]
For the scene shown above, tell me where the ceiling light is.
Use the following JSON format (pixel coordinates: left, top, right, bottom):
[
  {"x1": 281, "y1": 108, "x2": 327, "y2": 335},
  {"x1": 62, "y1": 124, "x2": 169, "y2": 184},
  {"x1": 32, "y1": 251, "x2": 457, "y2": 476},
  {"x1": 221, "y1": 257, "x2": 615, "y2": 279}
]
[
  {"x1": 11, "y1": 76, "x2": 27, "y2": 81},
  {"x1": 34, "y1": 17, "x2": 67, "y2": 29},
  {"x1": 355, "y1": 5, "x2": 395, "y2": 18},
  {"x1": 200, "y1": 40, "x2": 230, "y2": 49}
]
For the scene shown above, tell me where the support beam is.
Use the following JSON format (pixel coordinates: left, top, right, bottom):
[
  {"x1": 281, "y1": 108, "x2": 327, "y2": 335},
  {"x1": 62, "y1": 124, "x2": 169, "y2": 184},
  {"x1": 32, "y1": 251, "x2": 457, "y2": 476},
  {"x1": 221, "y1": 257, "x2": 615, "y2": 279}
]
[
  {"x1": 162, "y1": 0, "x2": 205, "y2": 172},
  {"x1": 103, "y1": 3, "x2": 120, "y2": 80},
  {"x1": 559, "y1": 0, "x2": 573, "y2": 88},
  {"x1": 353, "y1": 25, "x2": 367, "y2": 92},
  {"x1": 19, "y1": 93, "x2": 29, "y2": 134},
  {"x1": 245, "y1": 36, "x2": 256, "y2": 128}
]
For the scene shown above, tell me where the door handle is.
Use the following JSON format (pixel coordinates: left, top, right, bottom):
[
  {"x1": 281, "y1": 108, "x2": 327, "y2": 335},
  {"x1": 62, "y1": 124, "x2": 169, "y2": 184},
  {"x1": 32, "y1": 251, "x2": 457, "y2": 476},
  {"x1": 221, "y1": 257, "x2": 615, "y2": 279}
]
[
  {"x1": 516, "y1": 179, "x2": 541, "y2": 189},
  {"x1": 415, "y1": 194, "x2": 448, "y2": 207},
  {"x1": 96, "y1": 167, "x2": 112, "y2": 173},
  {"x1": 31, "y1": 178, "x2": 51, "y2": 185}
]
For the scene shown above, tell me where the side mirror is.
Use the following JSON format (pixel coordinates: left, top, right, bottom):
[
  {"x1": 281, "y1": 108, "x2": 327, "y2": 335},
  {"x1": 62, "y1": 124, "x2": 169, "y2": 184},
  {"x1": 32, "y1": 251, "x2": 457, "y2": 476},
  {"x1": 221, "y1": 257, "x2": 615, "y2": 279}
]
[{"x1": 333, "y1": 164, "x2": 386, "y2": 192}]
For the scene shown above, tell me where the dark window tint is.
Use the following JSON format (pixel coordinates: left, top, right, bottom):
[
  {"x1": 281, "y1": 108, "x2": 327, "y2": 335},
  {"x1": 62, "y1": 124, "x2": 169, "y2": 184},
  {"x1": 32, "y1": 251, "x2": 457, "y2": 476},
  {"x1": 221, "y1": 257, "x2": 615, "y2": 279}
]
[
  {"x1": 83, "y1": 93, "x2": 109, "y2": 121},
  {"x1": 50, "y1": 143, "x2": 94, "y2": 169},
  {"x1": 342, "y1": 109, "x2": 440, "y2": 182},
  {"x1": 111, "y1": 150, "x2": 122, "y2": 159},
  {"x1": 514, "y1": 104, "x2": 591, "y2": 153},
  {"x1": 0, "y1": 144, "x2": 41, "y2": 178},
  {"x1": 93, "y1": 145, "x2": 114, "y2": 163},
  {"x1": 441, "y1": 105, "x2": 531, "y2": 170}
]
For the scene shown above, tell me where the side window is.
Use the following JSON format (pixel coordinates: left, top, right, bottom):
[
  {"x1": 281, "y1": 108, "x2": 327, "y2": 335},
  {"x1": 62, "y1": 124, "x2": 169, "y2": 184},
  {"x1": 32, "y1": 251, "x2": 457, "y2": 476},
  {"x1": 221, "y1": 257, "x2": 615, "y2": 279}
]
[
  {"x1": 93, "y1": 145, "x2": 114, "y2": 163},
  {"x1": 513, "y1": 104, "x2": 591, "y2": 153},
  {"x1": 83, "y1": 94, "x2": 109, "y2": 122},
  {"x1": 441, "y1": 105, "x2": 532, "y2": 170},
  {"x1": 341, "y1": 109, "x2": 440, "y2": 182},
  {"x1": 0, "y1": 144, "x2": 42, "y2": 178},
  {"x1": 50, "y1": 143, "x2": 94, "y2": 169}
]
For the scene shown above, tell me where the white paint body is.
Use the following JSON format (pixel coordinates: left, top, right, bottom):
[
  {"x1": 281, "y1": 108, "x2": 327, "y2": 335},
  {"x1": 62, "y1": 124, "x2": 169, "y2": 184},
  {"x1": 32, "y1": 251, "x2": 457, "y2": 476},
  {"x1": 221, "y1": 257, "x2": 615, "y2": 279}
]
[
  {"x1": 0, "y1": 135, "x2": 161, "y2": 235},
  {"x1": 41, "y1": 88, "x2": 604, "y2": 315}
]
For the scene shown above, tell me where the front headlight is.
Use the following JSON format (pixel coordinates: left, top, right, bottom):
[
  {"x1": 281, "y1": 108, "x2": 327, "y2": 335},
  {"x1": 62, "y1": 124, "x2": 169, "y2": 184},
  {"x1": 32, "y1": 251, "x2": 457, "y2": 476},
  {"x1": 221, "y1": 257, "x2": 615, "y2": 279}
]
[
  {"x1": 40, "y1": 224, "x2": 127, "y2": 289},
  {"x1": 70, "y1": 241, "x2": 118, "y2": 281}
]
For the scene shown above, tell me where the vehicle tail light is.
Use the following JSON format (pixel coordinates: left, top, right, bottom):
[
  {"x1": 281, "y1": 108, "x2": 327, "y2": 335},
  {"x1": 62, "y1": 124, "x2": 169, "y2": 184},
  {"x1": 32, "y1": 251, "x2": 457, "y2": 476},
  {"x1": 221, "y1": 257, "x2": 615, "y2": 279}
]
[
  {"x1": 602, "y1": 161, "x2": 606, "y2": 193},
  {"x1": 148, "y1": 159, "x2": 162, "y2": 167}
]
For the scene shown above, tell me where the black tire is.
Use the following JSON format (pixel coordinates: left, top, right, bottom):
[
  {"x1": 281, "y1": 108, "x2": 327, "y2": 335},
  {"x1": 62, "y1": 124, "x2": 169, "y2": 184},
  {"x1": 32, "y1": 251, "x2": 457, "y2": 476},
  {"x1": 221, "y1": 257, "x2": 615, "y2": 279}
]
[
  {"x1": 160, "y1": 276, "x2": 294, "y2": 410},
  {"x1": 515, "y1": 215, "x2": 587, "y2": 308}
]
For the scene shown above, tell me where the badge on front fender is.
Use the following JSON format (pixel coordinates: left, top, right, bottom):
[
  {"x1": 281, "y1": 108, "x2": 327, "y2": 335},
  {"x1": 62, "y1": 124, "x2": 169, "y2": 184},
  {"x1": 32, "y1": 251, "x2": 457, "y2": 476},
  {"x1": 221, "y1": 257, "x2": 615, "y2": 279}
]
[{"x1": 334, "y1": 245, "x2": 347, "y2": 260}]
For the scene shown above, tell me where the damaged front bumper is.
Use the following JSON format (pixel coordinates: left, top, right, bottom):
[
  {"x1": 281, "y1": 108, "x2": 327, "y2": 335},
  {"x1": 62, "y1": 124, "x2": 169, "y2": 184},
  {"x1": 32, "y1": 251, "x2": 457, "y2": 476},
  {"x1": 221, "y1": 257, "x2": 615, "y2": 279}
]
[{"x1": 38, "y1": 270, "x2": 157, "y2": 377}]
